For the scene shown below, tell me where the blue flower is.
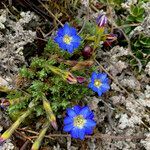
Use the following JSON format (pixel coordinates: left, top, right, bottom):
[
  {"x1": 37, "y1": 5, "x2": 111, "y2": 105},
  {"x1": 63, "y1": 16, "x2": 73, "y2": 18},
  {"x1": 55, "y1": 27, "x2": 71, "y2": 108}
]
[
  {"x1": 54, "y1": 23, "x2": 81, "y2": 54},
  {"x1": 88, "y1": 72, "x2": 110, "y2": 96},
  {"x1": 63, "y1": 105, "x2": 96, "y2": 140}
]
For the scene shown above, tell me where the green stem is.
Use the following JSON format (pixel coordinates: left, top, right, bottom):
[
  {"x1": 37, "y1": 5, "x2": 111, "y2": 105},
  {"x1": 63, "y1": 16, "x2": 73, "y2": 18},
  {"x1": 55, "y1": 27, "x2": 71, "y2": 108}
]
[
  {"x1": 0, "y1": 108, "x2": 32, "y2": 142},
  {"x1": 31, "y1": 121, "x2": 50, "y2": 150},
  {"x1": 43, "y1": 97, "x2": 58, "y2": 130}
]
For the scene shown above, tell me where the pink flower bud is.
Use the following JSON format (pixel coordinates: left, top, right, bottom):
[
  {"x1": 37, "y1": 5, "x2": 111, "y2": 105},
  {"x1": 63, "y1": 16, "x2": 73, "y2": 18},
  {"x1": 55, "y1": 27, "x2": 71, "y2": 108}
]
[
  {"x1": 76, "y1": 76, "x2": 86, "y2": 84},
  {"x1": 0, "y1": 137, "x2": 5, "y2": 144},
  {"x1": 103, "y1": 34, "x2": 117, "y2": 47},
  {"x1": 66, "y1": 73, "x2": 77, "y2": 84}
]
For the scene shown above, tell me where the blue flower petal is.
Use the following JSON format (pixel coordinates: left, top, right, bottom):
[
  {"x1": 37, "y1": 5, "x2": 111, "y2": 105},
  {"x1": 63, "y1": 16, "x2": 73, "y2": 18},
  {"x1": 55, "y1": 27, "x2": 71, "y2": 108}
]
[
  {"x1": 63, "y1": 24, "x2": 76, "y2": 35},
  {"x1": 70, "y1": 127, "x2": 79, "y2": 139},
  {"x1": 85, "y1": 126, "x2": 94, "y2": 135},
  {"x1": 98, "y1": 73, "x2": 107, "y2": 82},
  {"x1": 78, "y1": 128, "x2": 86, "y2": 140},
  {"x1": 102, "y1": 77, "x2": 109, "y2": 83},
  {"x1": 88, "y1": 82, "x2": 94, "y2": 89},
  {"x1": 54, "y1": 36, "x2": 63, "y2": 44},
  {"x1": 66, "y1": 108, "x2": 77, "y2": 117},
  {"x1": 57, "y1": 28, "x2": 64, "y2": 36},
  {"x1": 66, "y1": 44, "x2": 74, "y2": 53},
  {"x1": 85, "y1": 119, "x2": 96, "y2": 127},
  {"x1": 88, "y1": 84, "x2": 98, "y2": 93},
  {"x1": 97, "y1": 89, "x2": 102, "y2": 96},
  {"x1": 92, "y1": 86, "x2": 98, "y2": 93},
  {"x1": 101, "y1": 83, "x2": 110, "y2": 92},
  {"x1": 91, "y1": 72, "x2": 98, "y2": 80},
  {"x1": 72, "y1": 35, "x2": 81, "y2": 43},
  {"x1": 73, "y1": 105, "x2": 81, "y2": 114},
  {"x1": 59, "y1": 42, "x2": 67, "y2": 50},
  {"x1": 88, "y1": 112, "x2": 94, "y2": 119},
  {"x1": 63, "y1": 123, "x2": 74, "y2": 132},
  {"x1": 64, "y1": 117, "x2": 73, "y2": 124},
  {"x1": 69, "y1": 27, "x2": 77, "y2": 35},
  {"x1": 63, "y1": 24, "x2": 70, "y2": 35},
  {"x1": 71, "y1": 42, "x2": 80, "y2": 49},
  {"x1": 55, "y1": 37, "x2": 67, "y2": 50},
  {"x1": 79, "y1": 106, "x2": 91, "y2": 118}
]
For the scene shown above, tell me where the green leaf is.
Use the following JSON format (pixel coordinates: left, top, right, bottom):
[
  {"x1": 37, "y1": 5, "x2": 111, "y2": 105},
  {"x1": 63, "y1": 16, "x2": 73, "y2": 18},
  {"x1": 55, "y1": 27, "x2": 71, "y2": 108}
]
[
  {"x1": 127, "y1": 15, "x2": 135, "y2": 22},
  {"x1": 135, "y1": 16, "x2": 144, "y2": 22},
  {"x1": 130, "y1": 5, "x2": 139, "y2": 16},
  {"x1": 34, "y1": 106, "x2": 44, "y2": 117},
  {"x1": 142, "y1": 49, "x2": 150, "y2": 54},
  {"x1": 135, "y1": 50, "x2": 143, "y2": 59},
  {"x1": 138, "y1": 8, "x2": 145, "y2": 15}
]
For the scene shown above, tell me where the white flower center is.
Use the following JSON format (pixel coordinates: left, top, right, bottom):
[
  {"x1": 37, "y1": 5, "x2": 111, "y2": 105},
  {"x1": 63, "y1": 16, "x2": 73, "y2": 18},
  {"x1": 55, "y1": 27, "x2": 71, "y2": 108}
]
[
  {"x1": 63, "y1": 35, "x2": 72, "y2": 44},
  {"x1": 74, "y1": 115, "x2": 86, "y2": 128},
  {"x1": 94, "y1": 79, "x2": 101, "y2": 87}
]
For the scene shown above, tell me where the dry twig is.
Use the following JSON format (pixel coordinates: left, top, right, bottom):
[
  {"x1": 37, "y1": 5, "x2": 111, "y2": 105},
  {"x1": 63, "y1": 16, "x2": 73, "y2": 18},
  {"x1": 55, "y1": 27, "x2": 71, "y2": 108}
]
[{"x1": 17, "y1": 128, "x2": 147, "y2": 140}]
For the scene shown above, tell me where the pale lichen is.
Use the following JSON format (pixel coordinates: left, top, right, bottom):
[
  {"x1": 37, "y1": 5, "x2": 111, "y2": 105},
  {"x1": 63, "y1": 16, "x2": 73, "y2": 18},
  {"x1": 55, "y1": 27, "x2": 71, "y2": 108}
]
[
  {"x1": 141, "y1": 133, "x2": 150, "y2": 150},
  {"x1": 0, "y1": 10, "x2": 37, "y2": 80},
  {"x1": 145, "y1": 61, "x2": 150, "y2": 76}
]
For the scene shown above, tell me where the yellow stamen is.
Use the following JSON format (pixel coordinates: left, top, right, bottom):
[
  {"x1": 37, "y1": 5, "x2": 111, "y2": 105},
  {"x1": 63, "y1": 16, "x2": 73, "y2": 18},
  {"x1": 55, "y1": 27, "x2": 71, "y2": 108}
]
[
  {"x1": 74, "y1": 115, "x2": 86, "y2": 128},
  {"x1": 63, "y1": 35, "x2": 72, "y2": 44},
  {"x1": 94, "y1": 79, "x2": 101, "y2": 87}
]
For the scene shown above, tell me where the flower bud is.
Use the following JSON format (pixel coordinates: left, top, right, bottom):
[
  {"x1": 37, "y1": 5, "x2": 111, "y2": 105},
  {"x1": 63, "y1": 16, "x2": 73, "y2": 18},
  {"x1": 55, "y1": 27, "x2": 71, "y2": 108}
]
[
  {"x1": 113, "y1": 29, "x2": 124, "y2": 40},
  {"x1": 0, "y1": 98, "x2": 10, "y2": 109},
  {"x1": 66, "y1": 72, "x2": 77, "y2": 84},
  {"x1": 48, "y1": 65, "x2": 77, "y2": 84},
  {"x1": 103, "y1": 34, "x2": 117, "y2": 47},
  {"x1": 107, "y1": 34, "x2": 117, "y2": 40},
  {"x1": 96, "y1": 14, "x2": 107, "y2": 27},
  {"x1": 82, "y1": 46, "x2": 93, "y2": 59},
  {"x1": 0, "y1": 137, "x2": 5, "y2": 144},
  {"x1": 76, "y1": 76, "x2": 86, "y2": 84},
  {"x1": 43, "y1": 98, "x2": 58, "y2": 130}
]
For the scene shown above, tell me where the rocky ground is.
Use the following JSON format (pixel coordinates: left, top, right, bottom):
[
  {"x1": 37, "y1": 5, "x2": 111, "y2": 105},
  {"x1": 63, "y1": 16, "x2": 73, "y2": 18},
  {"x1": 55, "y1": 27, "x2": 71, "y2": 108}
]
[{"x1": 0, "y1": 0, "x2": 150, "y2": 150}]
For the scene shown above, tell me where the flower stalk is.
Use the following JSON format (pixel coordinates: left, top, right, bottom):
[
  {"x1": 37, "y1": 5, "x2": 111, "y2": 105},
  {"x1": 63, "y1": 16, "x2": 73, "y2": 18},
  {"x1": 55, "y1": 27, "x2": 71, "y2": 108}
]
[
  {"x1": 43, "y1": 97, "x2": 58, "y2": 130},
  {"x1": 0, "y1": 86, "x2": 12, "y2": 93},
  {"x1": 0, "y1": 108, "x2": 32, "y2": 143},
  {"x1": 48, "y1": 65, "x2": 77, "y2": 84},
  {"x1": 31, "y1": 121, "x2": 50, "y2": 150}
]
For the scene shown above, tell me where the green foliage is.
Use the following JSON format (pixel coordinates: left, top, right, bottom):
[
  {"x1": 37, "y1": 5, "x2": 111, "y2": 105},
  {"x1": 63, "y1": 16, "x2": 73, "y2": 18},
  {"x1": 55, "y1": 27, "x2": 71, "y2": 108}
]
[
  {"x1": 49, "y1": 75, "x2": 93, "y2": 112},
  {"x1": 108, "y1": 0, "x2": 149, "y2": 70},
  {"x1": 7, "y1": 39, "x2": 95, "y2": 119},
  {"x1": 127, "y1": 4, "x2": 145, "y2": 23},
  {"x1": 44, "y1": 39, "x2": 72, "y2": 59},
  {"x1": 133, "y1": 35, "x2": 150, "y2": 55},
  {"x1": 80, "y1": 20, "x2": 97, "y2": 37},
  {"x1": 130, "y1": 34, "x2": 150, "y2": 67},
  {"x1": 77, "y1": 19, "x2": 107, "y2": 50},
  {"x1": 20, "y1": 66, "x2": 35, "y2": 79},
  {"x1": 99, "y1": 0, "x2": 124, "y2": 6},
  {"x1": 123, "y1": 2, "x2": 145, "y2": 34},
  {"x1": 34, "y1": 105, "x2": 45, "y2": 117},
  {"x1": 6, "y1": 92, "x2": 31, "y2": 121}
]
